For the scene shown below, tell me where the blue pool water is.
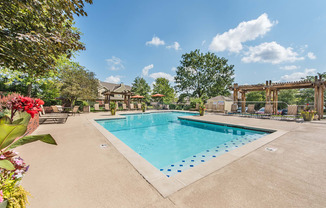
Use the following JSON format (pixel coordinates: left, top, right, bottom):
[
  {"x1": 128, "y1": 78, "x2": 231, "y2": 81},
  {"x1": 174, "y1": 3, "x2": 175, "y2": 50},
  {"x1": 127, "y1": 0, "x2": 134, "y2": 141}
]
[{"x1": 96, "y1": 112, "x2": 269, "y2": 176}]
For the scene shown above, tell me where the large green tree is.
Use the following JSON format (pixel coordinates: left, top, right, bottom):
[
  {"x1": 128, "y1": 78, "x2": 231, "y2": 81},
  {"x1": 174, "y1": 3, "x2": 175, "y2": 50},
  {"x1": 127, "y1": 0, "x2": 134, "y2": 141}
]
[
  {"x1": 57, "y1": 58, "x2": 98, "y2": 106},
  {"x1": 0, "y1": 0, "x2": 92, "y2": 76},
  {"x1": 152, "y1": 78, "x2": 175, "y2": 104},
  {"x1": 175, "y1": 49, "x2": 235, "y2": 99},
  {"x1": 131, "y1": 77, "x2": 151, "y2": 103}
]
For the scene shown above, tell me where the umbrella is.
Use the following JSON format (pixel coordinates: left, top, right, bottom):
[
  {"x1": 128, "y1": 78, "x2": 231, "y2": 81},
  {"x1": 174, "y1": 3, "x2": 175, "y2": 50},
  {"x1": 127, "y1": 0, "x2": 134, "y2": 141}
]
[
  {"x1": 131, "y1": 95, "x2": 145, "y2": 99},
  {"x1": 151, "y1": 94, "x2": 165, "y2": 97}
]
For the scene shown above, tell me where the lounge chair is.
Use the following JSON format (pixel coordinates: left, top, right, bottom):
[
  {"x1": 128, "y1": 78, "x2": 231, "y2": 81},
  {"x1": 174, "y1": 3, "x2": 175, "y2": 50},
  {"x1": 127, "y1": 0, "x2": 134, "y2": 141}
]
[
  {"x1": 69, "y1": 106, "x2": 80, "y2": 116},
  {"x1": 130, "y1": 103, "x2": 135, "y2": 110},
  {"x1": 39, "y1": 106, "x2": 68, "y2": 124},
  {"x1": 94, "y1": 104, "x2": 100, "y2": 111},
  {"x1": 104, "y1": 104, "x2": 110, "y2": 111}
]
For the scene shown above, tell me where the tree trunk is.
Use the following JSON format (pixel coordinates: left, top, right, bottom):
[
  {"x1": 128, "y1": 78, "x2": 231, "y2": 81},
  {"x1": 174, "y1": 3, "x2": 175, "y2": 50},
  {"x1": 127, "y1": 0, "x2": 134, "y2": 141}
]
[{"x1": 27, "y1": 83, "x2": 32, "y2": 97}]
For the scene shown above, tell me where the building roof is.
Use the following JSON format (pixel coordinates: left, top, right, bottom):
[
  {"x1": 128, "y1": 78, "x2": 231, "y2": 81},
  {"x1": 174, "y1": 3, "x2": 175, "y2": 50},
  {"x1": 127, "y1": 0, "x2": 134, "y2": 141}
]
[
  {"x1": 100, "y1": 81, "x2": 131, "y2": 92},
  {"x1": 208, "y1": 95, "x2": 233, "y2": 101}
]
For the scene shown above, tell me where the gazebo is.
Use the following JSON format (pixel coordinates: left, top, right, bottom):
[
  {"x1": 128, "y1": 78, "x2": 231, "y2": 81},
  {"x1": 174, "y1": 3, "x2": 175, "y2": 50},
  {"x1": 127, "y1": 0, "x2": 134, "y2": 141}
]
[{"x1": 101, "y1": 83, "x2": 134, "y2": 109}]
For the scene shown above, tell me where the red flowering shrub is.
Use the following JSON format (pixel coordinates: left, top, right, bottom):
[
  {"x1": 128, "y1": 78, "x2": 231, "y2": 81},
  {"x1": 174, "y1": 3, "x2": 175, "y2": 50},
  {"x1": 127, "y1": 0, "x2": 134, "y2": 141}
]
[{"x1": 1, "y1": 95, "x2": 44, "y2": 120}]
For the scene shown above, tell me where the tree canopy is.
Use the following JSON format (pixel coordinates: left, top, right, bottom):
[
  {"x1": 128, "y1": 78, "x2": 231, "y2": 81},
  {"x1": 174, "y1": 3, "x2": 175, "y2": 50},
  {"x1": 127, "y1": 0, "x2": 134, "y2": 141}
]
[
  {"x1": 131, "y1": 77, "x2": 151, "y2": 103},
  {"x1": 152, "y1": 78, "x2": 175, "y2": 104},
  {"x1": 0, "y1": 0, "x2": 92, "y2": 76},
  {"x1": 57, "y1": 58, "x2": 98, "y2": 106},
  {"x1": 175, "y1": 49, "x2": 235, "y2": 99}
]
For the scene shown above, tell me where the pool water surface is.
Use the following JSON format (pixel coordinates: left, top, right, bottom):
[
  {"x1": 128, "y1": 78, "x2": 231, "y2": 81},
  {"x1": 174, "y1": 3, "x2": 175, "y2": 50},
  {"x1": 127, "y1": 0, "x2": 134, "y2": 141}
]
[{"x1": 96, "y1": 112, "x2": 269, "y2": 177}]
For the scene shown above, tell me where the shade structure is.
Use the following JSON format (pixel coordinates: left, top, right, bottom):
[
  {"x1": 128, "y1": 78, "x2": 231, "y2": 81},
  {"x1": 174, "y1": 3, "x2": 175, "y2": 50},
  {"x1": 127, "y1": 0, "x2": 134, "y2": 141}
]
[
  {"x1": 151, "y1": 94, "x2": 165, "y2": 97},
  {"x1": 131, "y1": 95, "x2": 144, "y2": 99}
]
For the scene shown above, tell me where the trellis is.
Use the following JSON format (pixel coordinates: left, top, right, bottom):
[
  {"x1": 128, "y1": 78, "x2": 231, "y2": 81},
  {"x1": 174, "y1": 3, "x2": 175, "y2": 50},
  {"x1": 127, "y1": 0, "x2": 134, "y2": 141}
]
[{"x1": 231, "y1": 75, "x2": 325, "y2": 120}]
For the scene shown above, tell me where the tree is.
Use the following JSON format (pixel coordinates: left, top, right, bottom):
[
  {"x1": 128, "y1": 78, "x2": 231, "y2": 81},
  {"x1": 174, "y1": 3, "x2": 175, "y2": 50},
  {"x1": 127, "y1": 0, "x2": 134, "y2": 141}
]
[
  {"x1": 277, "y1": 89, "x2": 298, "y2": 109},
  {"x1": 0, "y1": 0, "x2": 92, "y2": 76},
  {"x1": 58, "y1": 58, "x2": 98, "y2": 106},
  {"x1": 152, "y1": 78, "x2": 175, "y2": 104},
  {"x1": 175, "y1": 49, "x2": 235, "y2": 99},
  {"x1": 246, "y1": 91, "x2": 265, "y2": 109},
  {"x1": 131, "y1": 77, "x2": 151, "y2": 103}
]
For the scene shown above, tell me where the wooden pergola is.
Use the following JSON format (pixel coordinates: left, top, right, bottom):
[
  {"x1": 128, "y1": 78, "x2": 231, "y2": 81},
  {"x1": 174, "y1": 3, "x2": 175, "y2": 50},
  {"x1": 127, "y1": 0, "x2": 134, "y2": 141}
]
[
  {"x1": 231, "y1": 75, "x2": 325, "y2": 119},
  {"x1": 102, "y1": 90, "x2": 133, "y2": 109}
]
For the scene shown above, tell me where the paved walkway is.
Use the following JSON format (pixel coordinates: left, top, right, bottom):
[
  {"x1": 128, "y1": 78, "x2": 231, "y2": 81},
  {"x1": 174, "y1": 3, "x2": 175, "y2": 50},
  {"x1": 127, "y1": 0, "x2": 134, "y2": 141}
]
[{"x1": 18, "y1": 112, "x2": 326, "y2": 208}]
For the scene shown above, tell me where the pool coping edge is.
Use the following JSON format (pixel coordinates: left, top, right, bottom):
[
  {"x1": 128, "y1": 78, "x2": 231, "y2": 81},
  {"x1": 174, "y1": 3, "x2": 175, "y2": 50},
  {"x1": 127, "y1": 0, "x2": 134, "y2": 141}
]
[{"x1": 88, "y1": 112, "x2": 287, "y2": 197}]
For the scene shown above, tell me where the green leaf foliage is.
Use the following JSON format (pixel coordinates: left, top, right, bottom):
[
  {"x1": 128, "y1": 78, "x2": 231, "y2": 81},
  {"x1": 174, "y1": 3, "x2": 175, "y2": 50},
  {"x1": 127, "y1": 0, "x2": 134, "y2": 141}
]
[
  {"x1": 0, "y1": 124, "x2": 27, "y2": 150},
  {"x1": 175, "y1": 49, "x2": 235, "y2": 98},
  {"x1": 0, "y1": 0, "x2": 92, "y2": 76},
  {"x1": 57, "y1": 57, "x2": 99, "y2": 106},
  {"x1": 0, "y1": 159, "x2": 15, "y2": 170},
  {"x1": 7, "y1": 134, "x2": 57, "y2": 150},
  {"x1": 131, "y1": 77, "x2": 151, "y2": 103},
  {"x1": 152, "y1": 78, "x2": 176, "y2": 104}
]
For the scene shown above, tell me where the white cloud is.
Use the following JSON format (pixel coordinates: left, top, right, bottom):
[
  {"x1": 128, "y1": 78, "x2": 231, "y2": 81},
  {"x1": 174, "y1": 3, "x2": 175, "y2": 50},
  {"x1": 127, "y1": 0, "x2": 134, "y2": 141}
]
[
  {"x1": 142, "y1": 64, "x2": 154, "y2": 76},
  {"x1": 171, "y1": 67, "x2": 177, "y2": 72},
  {"x1": 106, "y1": 56, "x2": 124, "y2": 71},
  {"x1": 242, "y1": 42, "x2": 304, "y2": 64},
  {"x1": 280, "y1": 65, "x2": 299, "y2": 70},
  {"x1": 105, "y1": 75, "x2": 121, "y2": 84},
  {"x1": 307, "y1": 52, "x2": 316, "y2": 60},
  {"x1": 149, "y1": 72, "x2": 174, "y2": 82},
  {"x1": 146, "y1": 36, "x2": 165, "y2": 46},
  {"x1": 280, "y1": 68, "x2": 316, "y2": 82},
  {"x1": 201, "y1": 40, "x2": 206, "y2": 46},
  {"x1": 166, "y1": 42, "x2": 181, "y2": 50},
  {"x1": 209, "y1": 13, "x2": 276, "y2": 53}
]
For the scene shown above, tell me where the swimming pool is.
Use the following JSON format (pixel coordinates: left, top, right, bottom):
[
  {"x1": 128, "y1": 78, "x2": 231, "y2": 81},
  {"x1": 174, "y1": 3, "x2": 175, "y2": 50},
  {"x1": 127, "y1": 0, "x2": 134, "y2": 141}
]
[{"x1": 96, "y1": 112, "x2": 269, "y2": 177}]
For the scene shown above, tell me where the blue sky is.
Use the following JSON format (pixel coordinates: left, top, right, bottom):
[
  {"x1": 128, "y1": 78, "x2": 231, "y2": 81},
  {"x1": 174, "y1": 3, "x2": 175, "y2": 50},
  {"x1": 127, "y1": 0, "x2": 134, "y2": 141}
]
[{"x1": 74, "y1": 0, "x2": 326, "y2": 87}]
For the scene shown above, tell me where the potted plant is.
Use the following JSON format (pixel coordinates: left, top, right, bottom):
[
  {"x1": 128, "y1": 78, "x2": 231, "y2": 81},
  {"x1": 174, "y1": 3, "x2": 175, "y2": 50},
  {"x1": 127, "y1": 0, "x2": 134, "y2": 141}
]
[
  {"x1": 199, "y1": 103, "x2": 206, "y2": 116},
  {"x1": 110, "y1": 101, "x2": 116, "y2": 115},
  {"x1": 301, "y1": 104, "x2": 316, "y2": 121},
  {"x1": 0, "y1": 95, "x2": 57, "y2": 207},
  {"x1": 141, "y1": 102, "x2": 146, "y2": 112},
  {"x1": 82, "y1": 101, "x2": 90, "y2": 113}
]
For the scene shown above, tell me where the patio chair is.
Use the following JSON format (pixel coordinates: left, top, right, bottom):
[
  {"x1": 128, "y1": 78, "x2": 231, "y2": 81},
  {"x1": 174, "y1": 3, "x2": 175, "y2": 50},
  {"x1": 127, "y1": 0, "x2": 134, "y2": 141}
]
[
  {"x1": 159, "y1": 104, "x2": 163, "y2": 110},
  {"x1": 137, "y1": 103, "x2": 141, "y2": 110},
  {"x1": 195, "y1": 103, "x2": 199, "y2": 111},
  {"x1": 94, "y1": 104, "x2": 100, "y2": 111},
  {"x1": 217, "y1": 103, "x2": 224, "y2": 113},
  {"x1": 39, "y1": 106, "x2": 69, "y2": 124},
  {"x1": 51, "y1": 105, "x2": 60, "y2": 113},
  {"x1": 231, "y1": 104, "x2": 238, "y2": 113},
  {"x1": 130, "y1": 103, "x2": 135, "y2": 110},
  {"x1": 122, "y1": 104, "x2": 127, "y2": 110},
  {"x1": 104, "y1": 104, "x2": 110, "y2": 111},
  {"x1": 282, "y1": 105, "x2": 298, "y2": 121},
  {"x1": 165, "y1": 104, "x2": 169, "y2": 110},
  {"x1": 69, "y1": 105, "x2": 80, "y2": 116},
  {"x1": 261, "y1": 104, "x2": 273, "y2": 119}
]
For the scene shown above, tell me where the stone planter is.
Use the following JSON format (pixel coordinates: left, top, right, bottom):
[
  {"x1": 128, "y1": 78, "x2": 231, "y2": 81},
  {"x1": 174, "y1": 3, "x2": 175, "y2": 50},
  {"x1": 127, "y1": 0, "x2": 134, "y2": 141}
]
[
  {"x1": 301, "y1": 112, "x2": 314, "y2": 121},
  {"x1": 111, "y1": 109, "x2": 116, "y2": 115},
  {"x1": 199, "y1": 109, "x2": 205, "y2": 116},
  {"x1": 0, "y1": 200, "x2": 8, "y2": 208}
]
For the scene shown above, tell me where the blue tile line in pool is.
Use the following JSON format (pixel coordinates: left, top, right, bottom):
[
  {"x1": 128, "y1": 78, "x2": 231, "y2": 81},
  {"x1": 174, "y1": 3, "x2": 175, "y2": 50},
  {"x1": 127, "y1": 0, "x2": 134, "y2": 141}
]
[{"x1": 160, "y1": 133, "x2": 264, "y2": 177}]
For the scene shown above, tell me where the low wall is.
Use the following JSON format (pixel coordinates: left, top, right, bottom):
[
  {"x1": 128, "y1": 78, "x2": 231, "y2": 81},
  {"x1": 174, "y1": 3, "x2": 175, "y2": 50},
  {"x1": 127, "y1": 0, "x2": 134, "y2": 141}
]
[{"x1": 25, "y1": 113, "x2": 39, "y2": 136}]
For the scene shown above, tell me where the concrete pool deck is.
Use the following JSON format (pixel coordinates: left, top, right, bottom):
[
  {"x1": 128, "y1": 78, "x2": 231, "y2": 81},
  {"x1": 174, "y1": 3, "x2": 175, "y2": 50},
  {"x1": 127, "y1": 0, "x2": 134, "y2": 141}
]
[{"x1": 19, "y1": 111, "x2": 326, "y2": 207}]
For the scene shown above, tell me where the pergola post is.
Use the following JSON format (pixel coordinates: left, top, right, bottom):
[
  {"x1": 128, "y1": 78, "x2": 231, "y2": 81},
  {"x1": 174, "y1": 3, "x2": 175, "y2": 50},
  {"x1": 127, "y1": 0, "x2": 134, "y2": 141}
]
[
  {"x1": 314, "y1": 76, "x2": 318, "y2": 111},
  {"x1": 241, "y1": 91, "x2": 246, "y2": 113},
  {"x1": 318, "y1": 84, "x2": 324, "y2": 120},
  {"x1": 274, "y1": 90, "x2": 278, "y2": 114},
  {"x1": 265, "y1": 80, "x2": 271, "y2": 105},
  {"x1": 233, "y1": 83, "x2": 238, "y2": 105},
  {"x1": 128, "y1": 95, "x2": 131, "y2": 110}
]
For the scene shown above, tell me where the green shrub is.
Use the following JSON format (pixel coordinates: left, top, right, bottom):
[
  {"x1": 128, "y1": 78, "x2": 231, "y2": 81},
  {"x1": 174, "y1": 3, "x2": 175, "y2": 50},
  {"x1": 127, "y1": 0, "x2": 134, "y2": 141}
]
[
  {"x1": 183, "y1": 105, "x2": 191, "y2": 110},
  {"x1": 43, "y1": 99, "x2": 62, "y2": 106},
  {"x1": 169, "y1": 104, "x2": 176, "y2": 109}
]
